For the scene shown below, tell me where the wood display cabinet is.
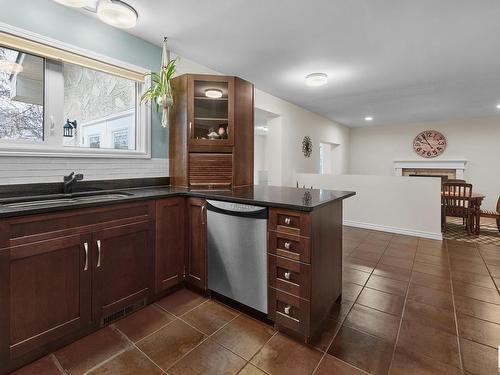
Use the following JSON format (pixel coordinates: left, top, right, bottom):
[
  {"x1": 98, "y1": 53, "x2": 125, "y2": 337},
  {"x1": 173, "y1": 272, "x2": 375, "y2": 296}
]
[{"x1": 169, "y1": 74, "x2": 254, "y2": 188}]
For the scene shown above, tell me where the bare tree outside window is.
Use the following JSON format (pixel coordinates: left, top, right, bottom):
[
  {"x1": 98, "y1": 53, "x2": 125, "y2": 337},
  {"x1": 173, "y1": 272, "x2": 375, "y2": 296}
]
[{"x1": 0, "y1": 47, "x2": 44, "y2": 141}]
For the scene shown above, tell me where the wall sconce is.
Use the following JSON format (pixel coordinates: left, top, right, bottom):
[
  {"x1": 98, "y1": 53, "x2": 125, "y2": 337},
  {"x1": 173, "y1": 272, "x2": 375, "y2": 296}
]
[{"x1": 63, "y1": 119, "x2": 77, "y2": 137}]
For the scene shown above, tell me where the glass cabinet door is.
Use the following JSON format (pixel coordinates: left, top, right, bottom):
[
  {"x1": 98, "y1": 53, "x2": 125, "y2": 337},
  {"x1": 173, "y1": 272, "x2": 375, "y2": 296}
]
[{"x1": 189, "y1": 77, "x2": 233, "y2": 146}]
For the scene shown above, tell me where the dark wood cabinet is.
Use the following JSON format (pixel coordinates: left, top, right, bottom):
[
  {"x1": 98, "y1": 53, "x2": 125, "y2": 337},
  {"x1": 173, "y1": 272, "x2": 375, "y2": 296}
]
[
  {"x1": 155, "y1": 198, "x2": 186, "y2": 293},
  {"x1": 6, "y1": 234, "x2": 92, "y2": 363},
  {"x1": 169, "y1": 74, "x2": 254, "y2": 188},
  {"x1": 0, "y1": 202, "x2": 155, "y2": 374},
  {"x1": 92, "y1": 221, "x2": 154, "y2": 321},
  {"x1": 186, "y1": 197, "x2": 207, "y2": 290},
  {"x1": 267, "y1": 202, "x2": 343, "y2": 342}
]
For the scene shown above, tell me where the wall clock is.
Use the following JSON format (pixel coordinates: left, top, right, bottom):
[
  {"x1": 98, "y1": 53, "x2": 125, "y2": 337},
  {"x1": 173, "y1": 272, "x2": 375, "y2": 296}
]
[
  {"x1": 302, "y1": 136, "x2": 312, "y2": 158},
  {"x1": 413, "y1": 130, "x2": 447, "y2": 158}
]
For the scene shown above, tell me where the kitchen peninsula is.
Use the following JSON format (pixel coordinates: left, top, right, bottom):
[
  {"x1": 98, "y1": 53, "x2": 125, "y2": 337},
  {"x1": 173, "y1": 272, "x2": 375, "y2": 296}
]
[{"x1": 0, "y1": 181, "x2": 354, "y2": 373}]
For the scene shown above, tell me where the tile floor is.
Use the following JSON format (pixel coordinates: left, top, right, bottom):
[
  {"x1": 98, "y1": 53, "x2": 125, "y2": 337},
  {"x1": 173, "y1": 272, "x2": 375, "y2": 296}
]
[{"x1": 12, "y1": 227, "x2": 500, "y2": 375}]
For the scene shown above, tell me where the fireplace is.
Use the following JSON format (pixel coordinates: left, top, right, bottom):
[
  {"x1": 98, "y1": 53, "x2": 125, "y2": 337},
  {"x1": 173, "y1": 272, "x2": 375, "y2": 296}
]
[
  {"x1": 394, "y1": 160, "x2": 467, "y2": 179},
  {"x1": 402, "y1": 168, "x2": 456, "y2": 179}
]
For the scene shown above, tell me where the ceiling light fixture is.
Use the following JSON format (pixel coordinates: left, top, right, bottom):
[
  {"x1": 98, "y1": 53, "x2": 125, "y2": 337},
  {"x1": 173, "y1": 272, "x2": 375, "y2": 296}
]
[
  {"x1": 364, "y1": 116, "x2": 374, "y2": 121},
  {"x1": 205, "y1": 89, "x2": 223, "y2": 99},
  {"x1": 53, "y1": 0, "x2": 89, "y2": 7},
  {"x1": 0, "y1": 60, "x2": 23, "y2": 74},
  {"x1": 97, "y1": 0, "x2": 138, "y2": 29},
  {"x1": 496, "y1": 104, "x2": 500, "y2": 109},
  {"x1": 305, "y1": 73, "x2": 328, "y2": 87}
]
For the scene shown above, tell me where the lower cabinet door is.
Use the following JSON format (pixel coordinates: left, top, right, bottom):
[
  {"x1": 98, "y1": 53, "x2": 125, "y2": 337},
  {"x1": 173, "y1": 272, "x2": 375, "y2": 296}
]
[
  {"x1": 155, "y1": 198, "x2": 186, "y2": 293},
  {"x1": 7, "y1": 234, "x2": 92, "y2": 362},
  {"x1": 92, "y1": 221, "x2": 154, "y2": 322},
  {"x1": 186, "y1": 198, "x2": 208, "y2": 290}
]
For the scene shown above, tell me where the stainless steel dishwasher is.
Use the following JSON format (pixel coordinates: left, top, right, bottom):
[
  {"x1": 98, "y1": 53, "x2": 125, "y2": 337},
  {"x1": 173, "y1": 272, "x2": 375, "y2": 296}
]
[{"x1": 207, "y1": 200, "x2": 268, "y2": 313}]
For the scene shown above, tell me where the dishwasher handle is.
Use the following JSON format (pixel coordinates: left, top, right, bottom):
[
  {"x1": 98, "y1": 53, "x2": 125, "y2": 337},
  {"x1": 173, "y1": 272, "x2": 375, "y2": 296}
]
[{"x1": 206, "y1": 200, "x2": 267, "y2": 219}]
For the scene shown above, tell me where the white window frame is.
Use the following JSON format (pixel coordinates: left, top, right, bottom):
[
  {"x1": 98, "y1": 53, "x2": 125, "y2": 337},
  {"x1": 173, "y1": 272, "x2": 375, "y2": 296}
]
[{"x1": 0, "y1": 22, "x2": 151, "y2": 159}]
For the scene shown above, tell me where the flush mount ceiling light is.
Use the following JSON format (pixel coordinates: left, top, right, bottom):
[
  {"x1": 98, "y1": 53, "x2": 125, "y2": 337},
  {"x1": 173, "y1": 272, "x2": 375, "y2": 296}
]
[
  {"x1": 364, "y1": 116, "x2": 374, "y2": 121},
  {"x1": 97, "y1": 0, "x2": 138, "y2": 29},
  {"x1": 53, "y1": 0, "x2": 89, "y2": 7},
  {"x1": 305, "y1": 73, "x2": 328, "y2": 87},
  {"x1": 205, "y1": 89, "x2": 223, "y2": 99},
  {"x1": 496, "y1": 104, "x2": 500, "y2": 109},
  {"x1": 0, "y1": 60, "x2": 23, "y2": 74}
]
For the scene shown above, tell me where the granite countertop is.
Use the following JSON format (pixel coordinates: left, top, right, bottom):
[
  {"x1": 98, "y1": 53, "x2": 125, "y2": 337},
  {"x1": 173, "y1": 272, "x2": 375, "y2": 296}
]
[{"x1": 0, "y1": 183, "x2": 355, "y2": 218}]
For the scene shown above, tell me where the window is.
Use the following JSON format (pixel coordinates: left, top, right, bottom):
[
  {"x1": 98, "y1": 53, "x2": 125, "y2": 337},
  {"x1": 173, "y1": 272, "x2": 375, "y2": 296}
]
[
  {"x1": 0, "y1": 46, "x2": 44, "y2": 142},
  {"x1": 0, "y1": 29, "x2": 150, "y2": 158},
  {"x1": 62, "y1": 63, "x2": 136, "y2": 150}
]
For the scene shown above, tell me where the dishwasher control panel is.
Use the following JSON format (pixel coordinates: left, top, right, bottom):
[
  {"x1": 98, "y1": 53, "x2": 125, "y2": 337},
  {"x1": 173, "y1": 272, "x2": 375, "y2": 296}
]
[{"x1": 206, "y1": 200, "x2": 266, "y2": 213}]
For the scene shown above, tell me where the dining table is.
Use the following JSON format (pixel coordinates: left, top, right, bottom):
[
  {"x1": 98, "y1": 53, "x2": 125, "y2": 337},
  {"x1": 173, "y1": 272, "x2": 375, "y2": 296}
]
[{"x1": 442, "y1": 192, "x2": 485, "y2": 235}]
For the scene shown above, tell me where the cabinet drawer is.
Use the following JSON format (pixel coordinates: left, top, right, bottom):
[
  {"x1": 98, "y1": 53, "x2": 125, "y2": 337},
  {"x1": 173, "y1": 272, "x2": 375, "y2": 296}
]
[
  {"x1": 268, "y1": 231, "x2": 310, "y2": 263},
  {"x1": 268, "y1": 254, "x2": 310, "y2": 300},
  {"x1": 7, "y1": 202, "x2": 153, "y2": 245},
  {"x1": 268, "y1": 208, "x2": 310, "y2": 237},
  {"x1": 268, "y1": 288, "x2": 310, "y2": 335}
]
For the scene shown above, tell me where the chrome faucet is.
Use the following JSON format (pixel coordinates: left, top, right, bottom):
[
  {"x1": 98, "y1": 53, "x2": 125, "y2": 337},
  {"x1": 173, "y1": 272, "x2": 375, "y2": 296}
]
[{"x1": 63, "y1": 172, "x2": 84, "y2": 194}]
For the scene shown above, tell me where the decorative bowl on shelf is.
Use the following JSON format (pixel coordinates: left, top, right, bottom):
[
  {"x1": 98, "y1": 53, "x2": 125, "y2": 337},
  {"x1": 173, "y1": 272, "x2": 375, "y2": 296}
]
[{"x1": 207, "y1": 131, "x2": 220, "y2": 140}]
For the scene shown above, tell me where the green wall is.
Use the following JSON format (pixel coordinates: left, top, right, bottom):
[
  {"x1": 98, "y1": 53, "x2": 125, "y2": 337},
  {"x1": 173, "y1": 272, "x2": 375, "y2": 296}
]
[{"x1": 0, "y1": 0, "x2": 167, "y2": 158}]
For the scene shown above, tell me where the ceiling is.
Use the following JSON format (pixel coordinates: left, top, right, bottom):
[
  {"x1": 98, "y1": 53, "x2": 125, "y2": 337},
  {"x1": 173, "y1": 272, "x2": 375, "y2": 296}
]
[{"x1": 89, "y1": 0, "x2": 500, "y2": 127}]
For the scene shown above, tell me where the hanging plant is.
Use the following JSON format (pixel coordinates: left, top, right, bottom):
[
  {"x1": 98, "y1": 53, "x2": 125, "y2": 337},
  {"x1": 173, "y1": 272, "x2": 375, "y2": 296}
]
[
  {"x1": 302, "y1": 136, "x2": 313, "y2": 157},
  {"x1": 140, "y1": 38, "x2": 177, "y2": 128}
]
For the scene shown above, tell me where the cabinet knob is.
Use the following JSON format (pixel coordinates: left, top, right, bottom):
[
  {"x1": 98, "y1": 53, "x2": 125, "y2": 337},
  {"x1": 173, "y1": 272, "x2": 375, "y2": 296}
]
[
  {"x1": 284, "y1": 271, "x2": 292, "y2": 280},
  {"x1": 284, "y1": 305, "x2": 291, "y2": 315},
  {"x1": 284, "y1": 241, "x2": 291, "y2": 250},
  {"x1": 284, "y1": 217, "x2": 291, "y2": 225}
]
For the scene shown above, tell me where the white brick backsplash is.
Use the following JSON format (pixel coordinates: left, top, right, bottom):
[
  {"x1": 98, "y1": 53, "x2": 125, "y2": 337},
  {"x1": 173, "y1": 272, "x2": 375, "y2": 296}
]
[{"x1": 0, "y1": 157, "x2": 169, "y2": 185}]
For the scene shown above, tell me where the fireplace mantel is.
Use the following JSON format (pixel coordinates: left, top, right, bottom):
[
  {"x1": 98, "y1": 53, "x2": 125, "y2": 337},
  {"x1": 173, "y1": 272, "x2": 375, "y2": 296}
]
[{"x1": 394, "y1": 160, "x2": 467, "y2": 179}]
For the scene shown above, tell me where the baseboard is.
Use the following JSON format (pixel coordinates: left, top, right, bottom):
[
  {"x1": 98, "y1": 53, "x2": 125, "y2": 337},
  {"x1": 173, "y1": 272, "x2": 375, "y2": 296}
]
[{"x1": 343, "y1": 219, "x2": 443, "y2": 241}]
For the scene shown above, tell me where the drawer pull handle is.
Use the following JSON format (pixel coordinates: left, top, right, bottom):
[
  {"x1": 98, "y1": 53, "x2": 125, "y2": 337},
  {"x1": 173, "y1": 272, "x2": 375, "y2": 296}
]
[
  {"x1": 284, "y1": 217, "x2": 291, "y2": 225},
  {"x1": 284, "y1": 305, "x2": 291, "y2": 315},
  {"x1": 284, "y1": 241, "x2": 291, "y2": 250},
  {"x1": 83, "y1": 242, "x2": 89, "y2": 271},
  {"x1": 284, "y1": 271, "x2": 292, "y2": 280},
  {"x1": 96, "y1": 240, "x2": 102, "y2": 268}
]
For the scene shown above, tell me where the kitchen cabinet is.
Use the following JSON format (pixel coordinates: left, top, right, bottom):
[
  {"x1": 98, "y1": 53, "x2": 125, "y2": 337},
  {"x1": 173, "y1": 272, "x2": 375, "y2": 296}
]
[
  {"x1": 92, "y1": 221, "x2": 154, "y2": 322},
  {"x1": 267, "y1": 202, "x2": 343, "y2": 342},
  {"x1": 169, "y1": 74, "x2": 254, "y2": 187},
  {"x1": 6, "y1": 234, "x2": 92, "y2": 363},
  {"x1": 186, "y1": 197, "x2": 208, "y2": 290},
  {"x1": 155, "y1": 198, "x2": 186, "y2": 292},
  {"x1": 0, "y1": 202, "x2": 155, "y2": 374}
]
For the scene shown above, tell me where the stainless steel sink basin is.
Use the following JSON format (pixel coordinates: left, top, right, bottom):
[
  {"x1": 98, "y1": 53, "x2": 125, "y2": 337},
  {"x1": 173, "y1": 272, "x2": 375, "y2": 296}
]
[
  {"x1": 0, "y1": 191, "x2": 133, "y2": 209},
  {"x1": 2, "y1": 198, "x2": 76, "y2": 208},
  {"x1": 72, "y1": 193, "x2": 132, "y2": 202}
]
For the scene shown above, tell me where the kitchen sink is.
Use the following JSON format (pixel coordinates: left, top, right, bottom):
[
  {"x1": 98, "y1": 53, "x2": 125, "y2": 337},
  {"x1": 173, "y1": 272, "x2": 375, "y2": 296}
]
[{"x1": 0, "y1": 191, "x2": 133, "y2": 208}]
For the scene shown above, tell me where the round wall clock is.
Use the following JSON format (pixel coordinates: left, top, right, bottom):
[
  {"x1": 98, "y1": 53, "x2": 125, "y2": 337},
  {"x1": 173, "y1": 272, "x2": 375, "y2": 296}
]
[
  {"x1": 302, "y1": 136, "x2": 312, "y2": 158},
  {"x1": 413, "y1": 130, "x2": 447, "y2": 158}
]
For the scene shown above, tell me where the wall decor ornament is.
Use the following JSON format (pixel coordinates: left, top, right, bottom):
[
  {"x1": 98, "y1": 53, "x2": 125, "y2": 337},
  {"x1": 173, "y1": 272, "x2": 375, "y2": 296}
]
[
  {"x1": 412, "y1": 130, "x2": 447, "y2": 158},
  {"x1": 140, "y1": 37, "x2": 178, "y2": 128},
  {"x1": 302, "y1": 136, "x2": 313, "y2": 157}
]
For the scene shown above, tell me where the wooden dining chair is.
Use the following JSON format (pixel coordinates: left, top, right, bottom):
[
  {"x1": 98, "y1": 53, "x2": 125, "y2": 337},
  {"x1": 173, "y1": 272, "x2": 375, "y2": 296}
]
[
  {"x1": 442, "y1": 182, "x2": 473, "y2": 234},
  {"x1": 480, "y1": 196, "x2": 500, "y2": 233},
  {"x1": 446, "y1": 179, "x2": 466, "y2": 184}
]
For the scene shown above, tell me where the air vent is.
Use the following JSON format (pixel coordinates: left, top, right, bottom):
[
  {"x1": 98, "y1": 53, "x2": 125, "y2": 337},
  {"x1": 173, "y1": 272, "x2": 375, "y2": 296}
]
[{"x1": 100, "y1": 299, "x2": 146, "y2": 327}]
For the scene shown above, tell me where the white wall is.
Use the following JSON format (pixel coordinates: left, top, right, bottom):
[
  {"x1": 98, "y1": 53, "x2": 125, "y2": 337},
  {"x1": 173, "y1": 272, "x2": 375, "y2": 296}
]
[
  {"x1": 255, "y1": 90, "x2": 350, "y2": 187},
  {"x1": 349, "y1": 116, "x2": 500, "y2": 211},
  {"x1": 297, "y1": 173, "x2": 443, "y2": 240},
  {"x1": 254, "y1": 134, "x2": 266, "y2": 183}
]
